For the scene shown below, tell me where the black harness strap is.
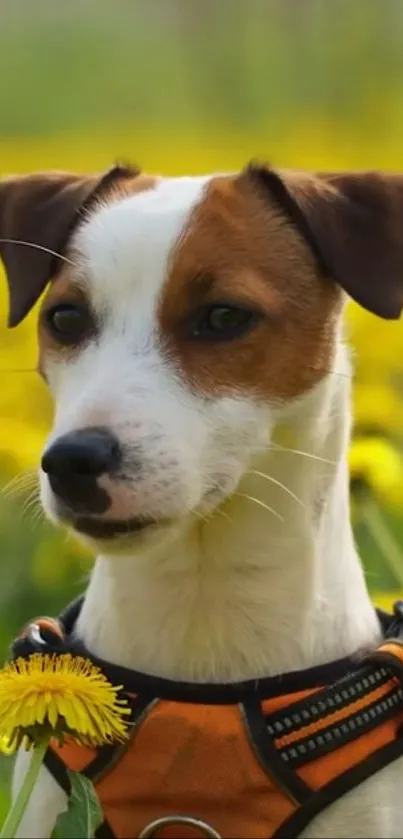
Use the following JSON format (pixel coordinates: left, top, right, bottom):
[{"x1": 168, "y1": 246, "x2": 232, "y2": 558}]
[
  {"x1": 272, "y1": 735, "x2": 403, "y2": 839},
  {"x1": 43, "y1": 748, "x2": 71, "y2": 796},
  {"x1": 263, "y1": 661, "x2": 403, "y2": 768},
  {"x1": 82, "y1": 694, "x2": 157, "y2": 783},
  {"x1": 242, "y1": 698, "x2": 312, "y2": 806}
]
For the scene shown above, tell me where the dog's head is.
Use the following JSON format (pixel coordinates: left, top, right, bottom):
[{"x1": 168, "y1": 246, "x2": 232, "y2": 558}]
[{"x1": 1, "y1": 164, "x2": 403, "y2": 548}]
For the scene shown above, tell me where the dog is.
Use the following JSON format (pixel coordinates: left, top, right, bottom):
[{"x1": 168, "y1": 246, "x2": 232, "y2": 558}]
[{"x1": 2, "y1": 163, "x2": 403, "y2": 838}]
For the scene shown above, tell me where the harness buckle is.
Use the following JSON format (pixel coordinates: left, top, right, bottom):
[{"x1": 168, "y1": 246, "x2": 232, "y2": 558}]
[
  {"x1": 138, "y1": 816, "x2": 222, "y2": 838},
  {"x1": 11, "y1": 617, "x2": 66, "y2": 659}
]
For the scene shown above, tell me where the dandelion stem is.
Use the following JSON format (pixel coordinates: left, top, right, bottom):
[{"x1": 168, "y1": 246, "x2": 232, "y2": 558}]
[{"x1": 0, "y1": 736, "x2": 50, "y2": 839}]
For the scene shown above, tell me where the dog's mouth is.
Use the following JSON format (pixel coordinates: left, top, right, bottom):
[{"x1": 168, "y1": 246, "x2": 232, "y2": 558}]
[{"x1": 72, "y1": 516, "x2": 157, "y2": 540}]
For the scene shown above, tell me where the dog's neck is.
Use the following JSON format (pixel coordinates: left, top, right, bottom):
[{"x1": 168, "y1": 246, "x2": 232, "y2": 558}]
[{"x1": 76, "y1": 340, "x2": 380, "y2": 682}]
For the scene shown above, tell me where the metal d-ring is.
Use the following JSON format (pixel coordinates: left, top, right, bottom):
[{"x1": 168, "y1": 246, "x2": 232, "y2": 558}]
[{"x1": 138, "y1": 815, "x2": 222, "y2": 838}]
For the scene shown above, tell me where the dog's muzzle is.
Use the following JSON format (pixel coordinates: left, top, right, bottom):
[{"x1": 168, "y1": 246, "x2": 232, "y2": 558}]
[{"x1": 41, "y1": 426, "x2": 121, "y2": 515}]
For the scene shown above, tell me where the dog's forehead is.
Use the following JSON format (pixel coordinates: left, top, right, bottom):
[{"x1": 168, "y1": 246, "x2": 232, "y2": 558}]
[
  {"x1": 41, "y1": 169, "x2": 342, "y2": 404},
  {"x1": 72, "y1": 174, "x2": 215, "y2": 309}
]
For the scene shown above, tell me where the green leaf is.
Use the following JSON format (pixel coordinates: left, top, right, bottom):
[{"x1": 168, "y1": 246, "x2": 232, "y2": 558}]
[{"x1": 51, "y1": 771, "x2": 103, "y2": 839}]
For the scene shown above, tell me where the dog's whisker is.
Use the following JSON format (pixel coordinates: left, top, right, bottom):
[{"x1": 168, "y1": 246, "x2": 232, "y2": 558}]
[
  {"x1": 2, "y1": 476, "x2": 26, "y2": 501},
  {"x1": 20, "y1": 503, "x2": 44, "y2": 535},
  {"x1": 192, "y1": 502, "x2": 234, "y2": 527},
  {"x1": 21, "y1": 491, "x2": 41, "y2": 519},
  {"x1": 2, "y1": 469, "x2": 37, "y2": 491},
  {"x1": 271, "y1": 443, "x2": 337, "y2": 466},
  {"x1": 234, "y1": 492, "x2": 284, "y2": 523},
  {"x1": 27, "y1": 502, "x2": 42, "y2": 522},
  {"x1": 21, "y1": 489, "x2": 40, "y2": 508},
  {"x1": 0, "y1": 238, "x2": 76, "y2": 267},
  {"x1": 2, "y1": 470, "x2": 38, "y2": 500},
  {"x1": 213, "y1": 507, "x2": 234, "y2": 525},
  {"x1": 20, "y1": 482, "x2": 40, "y2": 506},
  {"x1": 26, "y1": 501, "x2": 45, "y2": 526},
  {"x1": 18, "y1": 474, "x2": 40, "y2": 492},
  {"x1": 29, "y1": 508, "x2": 46, "y2": 535},
  {"x1": 307, "y1": 366, "x2": 352, "y2": 381},
  {"x1": 192, "y1": 509, "x2": 211, "y2": 526},
  {"x1": 247, "y1": 470, "x2": 306, "y2": 508}
]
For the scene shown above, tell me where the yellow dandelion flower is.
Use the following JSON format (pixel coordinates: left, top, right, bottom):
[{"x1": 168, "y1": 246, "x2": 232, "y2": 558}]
[
  {"x1": 0, "y1": 653, "x2": 131, "y2": 754},
  {"x1": 353, "y1": 384, "x2": 403, "y2": 436},
  {"x1": 349, "y1": 437, "x2": 403, "y2": 510}
]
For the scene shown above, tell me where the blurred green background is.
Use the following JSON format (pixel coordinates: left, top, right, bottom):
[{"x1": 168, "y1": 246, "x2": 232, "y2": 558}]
[{"x1": 2, "y1": 0, "x2": 403, "y2": 817}]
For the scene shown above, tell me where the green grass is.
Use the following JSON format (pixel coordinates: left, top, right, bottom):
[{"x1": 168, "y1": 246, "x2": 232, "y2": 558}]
[
  {"x1": 1, "y1": 0, "x2": 403, "y2": 140},
  {"x1": 0, "y1": 773, "x2": 10, "y2": 829}
]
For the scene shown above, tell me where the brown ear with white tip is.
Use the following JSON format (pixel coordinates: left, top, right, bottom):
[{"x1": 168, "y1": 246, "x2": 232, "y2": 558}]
[
  {"x1": 244, "y1": 163, "x2": 403, "y2": 319},
  {"x1": 0, "y1": 164, "x2": 137, "y2": 327}
]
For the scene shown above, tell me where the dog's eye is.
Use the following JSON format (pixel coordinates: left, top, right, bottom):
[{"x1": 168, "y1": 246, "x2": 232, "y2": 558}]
[
  {"x1": 189, "y1": 304, "x2": 260, "y2": 341},
  {"x1": 45, "y1": 303, "x2": 93, "y2": 346}
]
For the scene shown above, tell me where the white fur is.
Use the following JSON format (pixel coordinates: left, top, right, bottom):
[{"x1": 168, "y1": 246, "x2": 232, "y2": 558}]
[{"x1": 14, "y1": 175, "x2": 403, "y2": 838}]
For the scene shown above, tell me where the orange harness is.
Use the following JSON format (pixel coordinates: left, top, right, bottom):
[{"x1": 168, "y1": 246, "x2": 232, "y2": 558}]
[{"x1": 13, "y1": 598, "x2": 403, "y2": 839}]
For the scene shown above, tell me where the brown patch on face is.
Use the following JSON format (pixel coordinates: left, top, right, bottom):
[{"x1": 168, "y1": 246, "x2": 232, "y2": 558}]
[
  {"x1": 158, "y1": 173, "x2": 342, "y2": 402},
  {"x1": 102, "y1": 172, "x2": 157, "y2": 202}
]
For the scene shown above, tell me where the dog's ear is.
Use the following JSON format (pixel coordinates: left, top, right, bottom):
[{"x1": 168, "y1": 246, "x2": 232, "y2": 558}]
[
  {"x1": 0, "y1": 165, "x2": 137, "y2": 327},
  {"x1": 244, "y1": 163, "x2": 403, "y2": 319}
]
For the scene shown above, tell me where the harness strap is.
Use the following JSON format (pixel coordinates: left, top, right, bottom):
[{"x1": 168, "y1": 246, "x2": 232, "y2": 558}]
[
  {"x1": 9, "y1": 598, "x2": 403, "y2": 838},
  {"x1": 12, "y1": 595, "x2": 361, "y2": 704},
  {"x1": 369, "y1": 639, "x2": 403, "y2": 677},
  {"x1": 272, "y1": 736, "x2": 403, "y2": 839},
  {"x1": 263, "y1": 660, "x2": 403, "y2": 768},
  {"x1": 242, "y1": 698, "x2": 312, "y2": 805},
  {"x1": 266, "y1": 630, "x2": 403, "y2": 836},
  {"x1": 44, "y1": 694, "x2": 155, "y2": 839}
]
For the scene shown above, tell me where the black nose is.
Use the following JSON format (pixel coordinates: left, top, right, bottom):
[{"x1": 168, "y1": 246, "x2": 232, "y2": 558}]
[{"x1": 41, "y1": 427, "x2": 121, "y2": 514}]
